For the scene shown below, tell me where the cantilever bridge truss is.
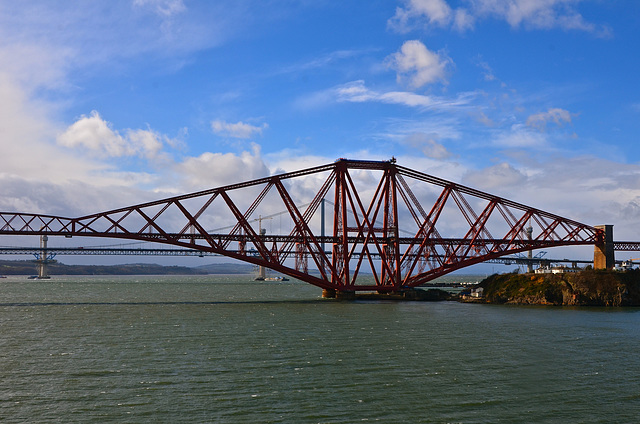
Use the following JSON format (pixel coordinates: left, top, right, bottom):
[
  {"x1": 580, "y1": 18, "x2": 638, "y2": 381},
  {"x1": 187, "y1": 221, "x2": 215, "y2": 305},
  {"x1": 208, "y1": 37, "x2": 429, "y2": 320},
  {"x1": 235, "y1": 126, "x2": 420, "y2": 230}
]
[{"x1": 0, "y1": 159, "x2": 604, "y2": 293}]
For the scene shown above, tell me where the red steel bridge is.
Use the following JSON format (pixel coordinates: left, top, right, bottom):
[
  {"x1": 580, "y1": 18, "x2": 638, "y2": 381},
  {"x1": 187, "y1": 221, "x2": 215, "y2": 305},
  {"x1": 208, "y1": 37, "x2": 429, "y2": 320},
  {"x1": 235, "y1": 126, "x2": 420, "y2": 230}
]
[{"x1": 1, "y1": 159, "x2": 638, "y2": 295}]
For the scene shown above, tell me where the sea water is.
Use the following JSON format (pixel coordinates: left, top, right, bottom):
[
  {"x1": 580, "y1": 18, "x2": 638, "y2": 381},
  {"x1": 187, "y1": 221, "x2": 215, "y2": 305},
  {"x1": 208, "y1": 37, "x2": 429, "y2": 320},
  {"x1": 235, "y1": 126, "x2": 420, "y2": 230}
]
[{"x1": 1, "y1": 275, "x2": 639, "y2": 423}]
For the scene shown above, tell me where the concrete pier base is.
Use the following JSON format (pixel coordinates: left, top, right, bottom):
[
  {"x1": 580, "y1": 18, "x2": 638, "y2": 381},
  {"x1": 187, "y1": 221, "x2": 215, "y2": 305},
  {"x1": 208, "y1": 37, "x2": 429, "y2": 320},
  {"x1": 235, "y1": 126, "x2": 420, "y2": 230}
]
[
  {"x1": 322, "y1": 289, "x2": 336, "y2": 298},
  {"x1": 335, "y1": 291, "x2": 356, "y2": 300}
]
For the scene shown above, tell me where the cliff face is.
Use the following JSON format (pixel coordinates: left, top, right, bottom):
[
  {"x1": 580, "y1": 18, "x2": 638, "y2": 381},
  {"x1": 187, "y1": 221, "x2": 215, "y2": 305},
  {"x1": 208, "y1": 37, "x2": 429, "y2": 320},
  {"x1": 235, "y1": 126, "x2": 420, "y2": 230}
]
[{"x1": 479, "y1": 269, "x2": 640, "y2": 306}]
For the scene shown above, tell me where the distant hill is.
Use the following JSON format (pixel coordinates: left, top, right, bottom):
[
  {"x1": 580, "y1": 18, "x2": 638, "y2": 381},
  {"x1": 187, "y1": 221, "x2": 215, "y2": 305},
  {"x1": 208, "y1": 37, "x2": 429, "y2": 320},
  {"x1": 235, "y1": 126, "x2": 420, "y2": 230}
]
[{"x1": 0, "y1": 259, "x2": 255, "y2": 276}]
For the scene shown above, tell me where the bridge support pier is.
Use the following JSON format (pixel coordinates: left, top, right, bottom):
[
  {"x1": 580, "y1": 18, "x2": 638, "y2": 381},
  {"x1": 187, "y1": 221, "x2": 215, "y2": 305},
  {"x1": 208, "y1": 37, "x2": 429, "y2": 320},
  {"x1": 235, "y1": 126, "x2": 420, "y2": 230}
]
[
  {"x1": 322, "y1": 289, "x2": 356, "y2": 300},
  {"x1": 594, "y1": 225, "x2": 614, "y2": 270},
  {"x1": 322, "y1": 289, "x2": 336, "y2": 298},
  {"x1": 335, "y1": 291, "x2": 356, "y2": 300}
]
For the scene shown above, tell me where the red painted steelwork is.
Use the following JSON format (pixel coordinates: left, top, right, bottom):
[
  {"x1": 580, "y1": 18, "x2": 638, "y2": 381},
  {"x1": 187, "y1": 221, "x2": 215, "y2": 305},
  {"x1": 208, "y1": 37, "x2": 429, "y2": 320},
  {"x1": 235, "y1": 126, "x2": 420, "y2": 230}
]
[{"x1": 0, "y1": 159, "x2": 602, "y2": 292}]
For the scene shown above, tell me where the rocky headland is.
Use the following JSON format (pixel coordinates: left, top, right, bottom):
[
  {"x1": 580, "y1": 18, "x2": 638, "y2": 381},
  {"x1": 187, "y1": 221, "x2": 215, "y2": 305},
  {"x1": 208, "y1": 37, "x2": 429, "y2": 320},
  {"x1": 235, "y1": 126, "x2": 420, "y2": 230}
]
[{"x1": 476, "y1": 268, "x2": 640, "y2": 306}]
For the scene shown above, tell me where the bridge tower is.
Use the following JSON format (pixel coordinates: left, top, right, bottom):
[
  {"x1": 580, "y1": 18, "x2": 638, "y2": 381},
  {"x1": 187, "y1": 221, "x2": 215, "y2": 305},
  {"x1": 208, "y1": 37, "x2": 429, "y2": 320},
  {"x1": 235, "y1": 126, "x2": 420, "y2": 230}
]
[
  {"x1": 526, "y1": 225, "x2": 534, "y2": 273},
  {"x1": 37, "y1": 234, "x2": 50, "y2": 279},
  {"x1": 593, "y1": 225, "x2": 614, "y2": 269}
]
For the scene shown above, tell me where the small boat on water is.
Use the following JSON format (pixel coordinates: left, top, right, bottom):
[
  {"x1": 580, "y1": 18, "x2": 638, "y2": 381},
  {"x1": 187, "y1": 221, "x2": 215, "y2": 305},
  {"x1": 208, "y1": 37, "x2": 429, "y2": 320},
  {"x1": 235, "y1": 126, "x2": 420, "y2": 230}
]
[
  {"x1": 254, "y1": 264, "x2": 289, "y2": 281},
  {"x1": 263, "y1": 276, "x2": 289, "y2": 281}
]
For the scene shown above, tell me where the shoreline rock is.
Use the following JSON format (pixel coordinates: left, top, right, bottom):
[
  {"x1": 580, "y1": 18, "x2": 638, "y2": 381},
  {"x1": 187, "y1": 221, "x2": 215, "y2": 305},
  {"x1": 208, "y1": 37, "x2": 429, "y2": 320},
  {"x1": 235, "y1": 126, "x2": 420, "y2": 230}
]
[
  {"x1": 354, "y1": 288, "x2": 452, "y2": 302},
  {"x1": 473, "y1": 269, "x2": 640, "y2": 306}
]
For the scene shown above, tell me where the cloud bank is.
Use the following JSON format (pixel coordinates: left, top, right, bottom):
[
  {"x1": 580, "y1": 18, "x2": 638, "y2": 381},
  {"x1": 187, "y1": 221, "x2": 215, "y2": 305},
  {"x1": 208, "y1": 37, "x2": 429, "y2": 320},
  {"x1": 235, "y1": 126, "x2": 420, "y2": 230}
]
[{"x1": 389, "y1": 0, "x2": 610, "y2": 36}]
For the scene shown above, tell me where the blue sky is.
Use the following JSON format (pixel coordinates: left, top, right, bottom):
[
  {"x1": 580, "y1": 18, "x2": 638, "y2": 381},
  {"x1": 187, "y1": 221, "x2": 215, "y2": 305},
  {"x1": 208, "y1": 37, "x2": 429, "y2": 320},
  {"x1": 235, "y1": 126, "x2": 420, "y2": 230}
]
[{"x1": 1, "y1": 0, "x2": 640, "y2": 264}]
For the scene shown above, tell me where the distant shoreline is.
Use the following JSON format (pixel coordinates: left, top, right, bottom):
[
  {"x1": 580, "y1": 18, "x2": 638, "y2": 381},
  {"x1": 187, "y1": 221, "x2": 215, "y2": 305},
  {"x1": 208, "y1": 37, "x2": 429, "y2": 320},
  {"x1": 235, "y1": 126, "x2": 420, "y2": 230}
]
[{"x1": 0, "y1": 259, "x2": 255, "y2": 276}]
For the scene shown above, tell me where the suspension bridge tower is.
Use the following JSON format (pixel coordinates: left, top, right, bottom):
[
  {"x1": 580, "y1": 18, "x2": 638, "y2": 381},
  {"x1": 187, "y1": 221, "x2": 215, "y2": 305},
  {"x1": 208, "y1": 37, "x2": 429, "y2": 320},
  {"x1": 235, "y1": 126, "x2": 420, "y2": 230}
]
[{"x1": 35, "y1": 234, "x2": 52, "y2": 279}]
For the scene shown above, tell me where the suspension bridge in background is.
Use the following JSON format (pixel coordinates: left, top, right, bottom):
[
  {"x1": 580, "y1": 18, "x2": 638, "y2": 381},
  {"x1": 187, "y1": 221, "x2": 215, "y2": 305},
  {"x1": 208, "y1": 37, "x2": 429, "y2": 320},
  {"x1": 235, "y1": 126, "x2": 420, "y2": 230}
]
[{"x1": 1, "y1": 159, "x2": 639, "y2": 297}]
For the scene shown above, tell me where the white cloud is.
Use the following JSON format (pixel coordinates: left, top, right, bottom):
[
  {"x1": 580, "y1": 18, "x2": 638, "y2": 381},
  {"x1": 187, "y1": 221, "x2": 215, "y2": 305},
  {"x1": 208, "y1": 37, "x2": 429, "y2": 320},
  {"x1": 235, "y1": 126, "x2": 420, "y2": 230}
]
[
  {"x1": 0, "y1": 66, "x2": 169, "y2": 217},
  {"x1": 331, "y1": 80, "x2": 471, "y2": 110},
  {"x1": 173, "y1": 144, "x2": 270, "y2": 191},
  {"x1": 526, "y1": 108, "x2": 573, "y2": 130},
  {"x1": 57, "y1": 111, "x2": 127, "y2": 157},
  {"x1": 463, "y1": 162, "x2": 527, "y2": 190},
  {"x1": 57, "y1": 111, "x2": 166, "y2": 159},
  {"x1": 403, "y1": 132, "x2": 453, "y2": 159},
  {"x1": 492, "y1": 125, "x2": 548, "y2": 148},
  {"x1": 515, "y1": 158, "x2": 640, "y2": 237},
  {"x1": 0, "y1": 80, "x2": 162, "y2": 216},
  {"x1": 275, "y1": 49, "x2": 370, "y2": 76},
  {"x1": 476, "y1": 58, "x2": 496, "y2": 82},
  {"x1": 0, "y1": 174, "x2": 159, "y2": 217},
  {"x1": 389, "y1": 0, "x2": 610, "y2": 36},
  {"x1": 389, "y1": 0, "x2": 454, "y2": 32},
  {"x1": 126, "y1": 128, "x2": 165, "y2": 158},
  {"x1": 386, "y1": 40, "x2": 451, "y2": 88},
  {"x1": 133, "y1": 0, "x2": 186, "y2": 17},
  {"x1": 0, "y1": 72, "x2": 108, "y2": 185},
  {"x1": 381, "y1": 116, "x2": 463, "y2": 143},
  {"x1": 453, "y1": 8, "x2": 475, "y2": 31},
  {"x1": 333, "y1": 80, "x2": 375, "y2": 102},
  {"x1": 380, "y1": 91, "x2": 443, "y2": 107},
  {"x1": 410, "y1": 0, "x2": 451, "y2": 26},
  {"x1": 489, "y1": 0, "x2": 597, "y2": 31},
  {"x1": 0, "y1": 43, "x2": 72, "y2": 93},
  {"x1": 211, "y1": 120, "x2": 269, "y2": 139}
]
